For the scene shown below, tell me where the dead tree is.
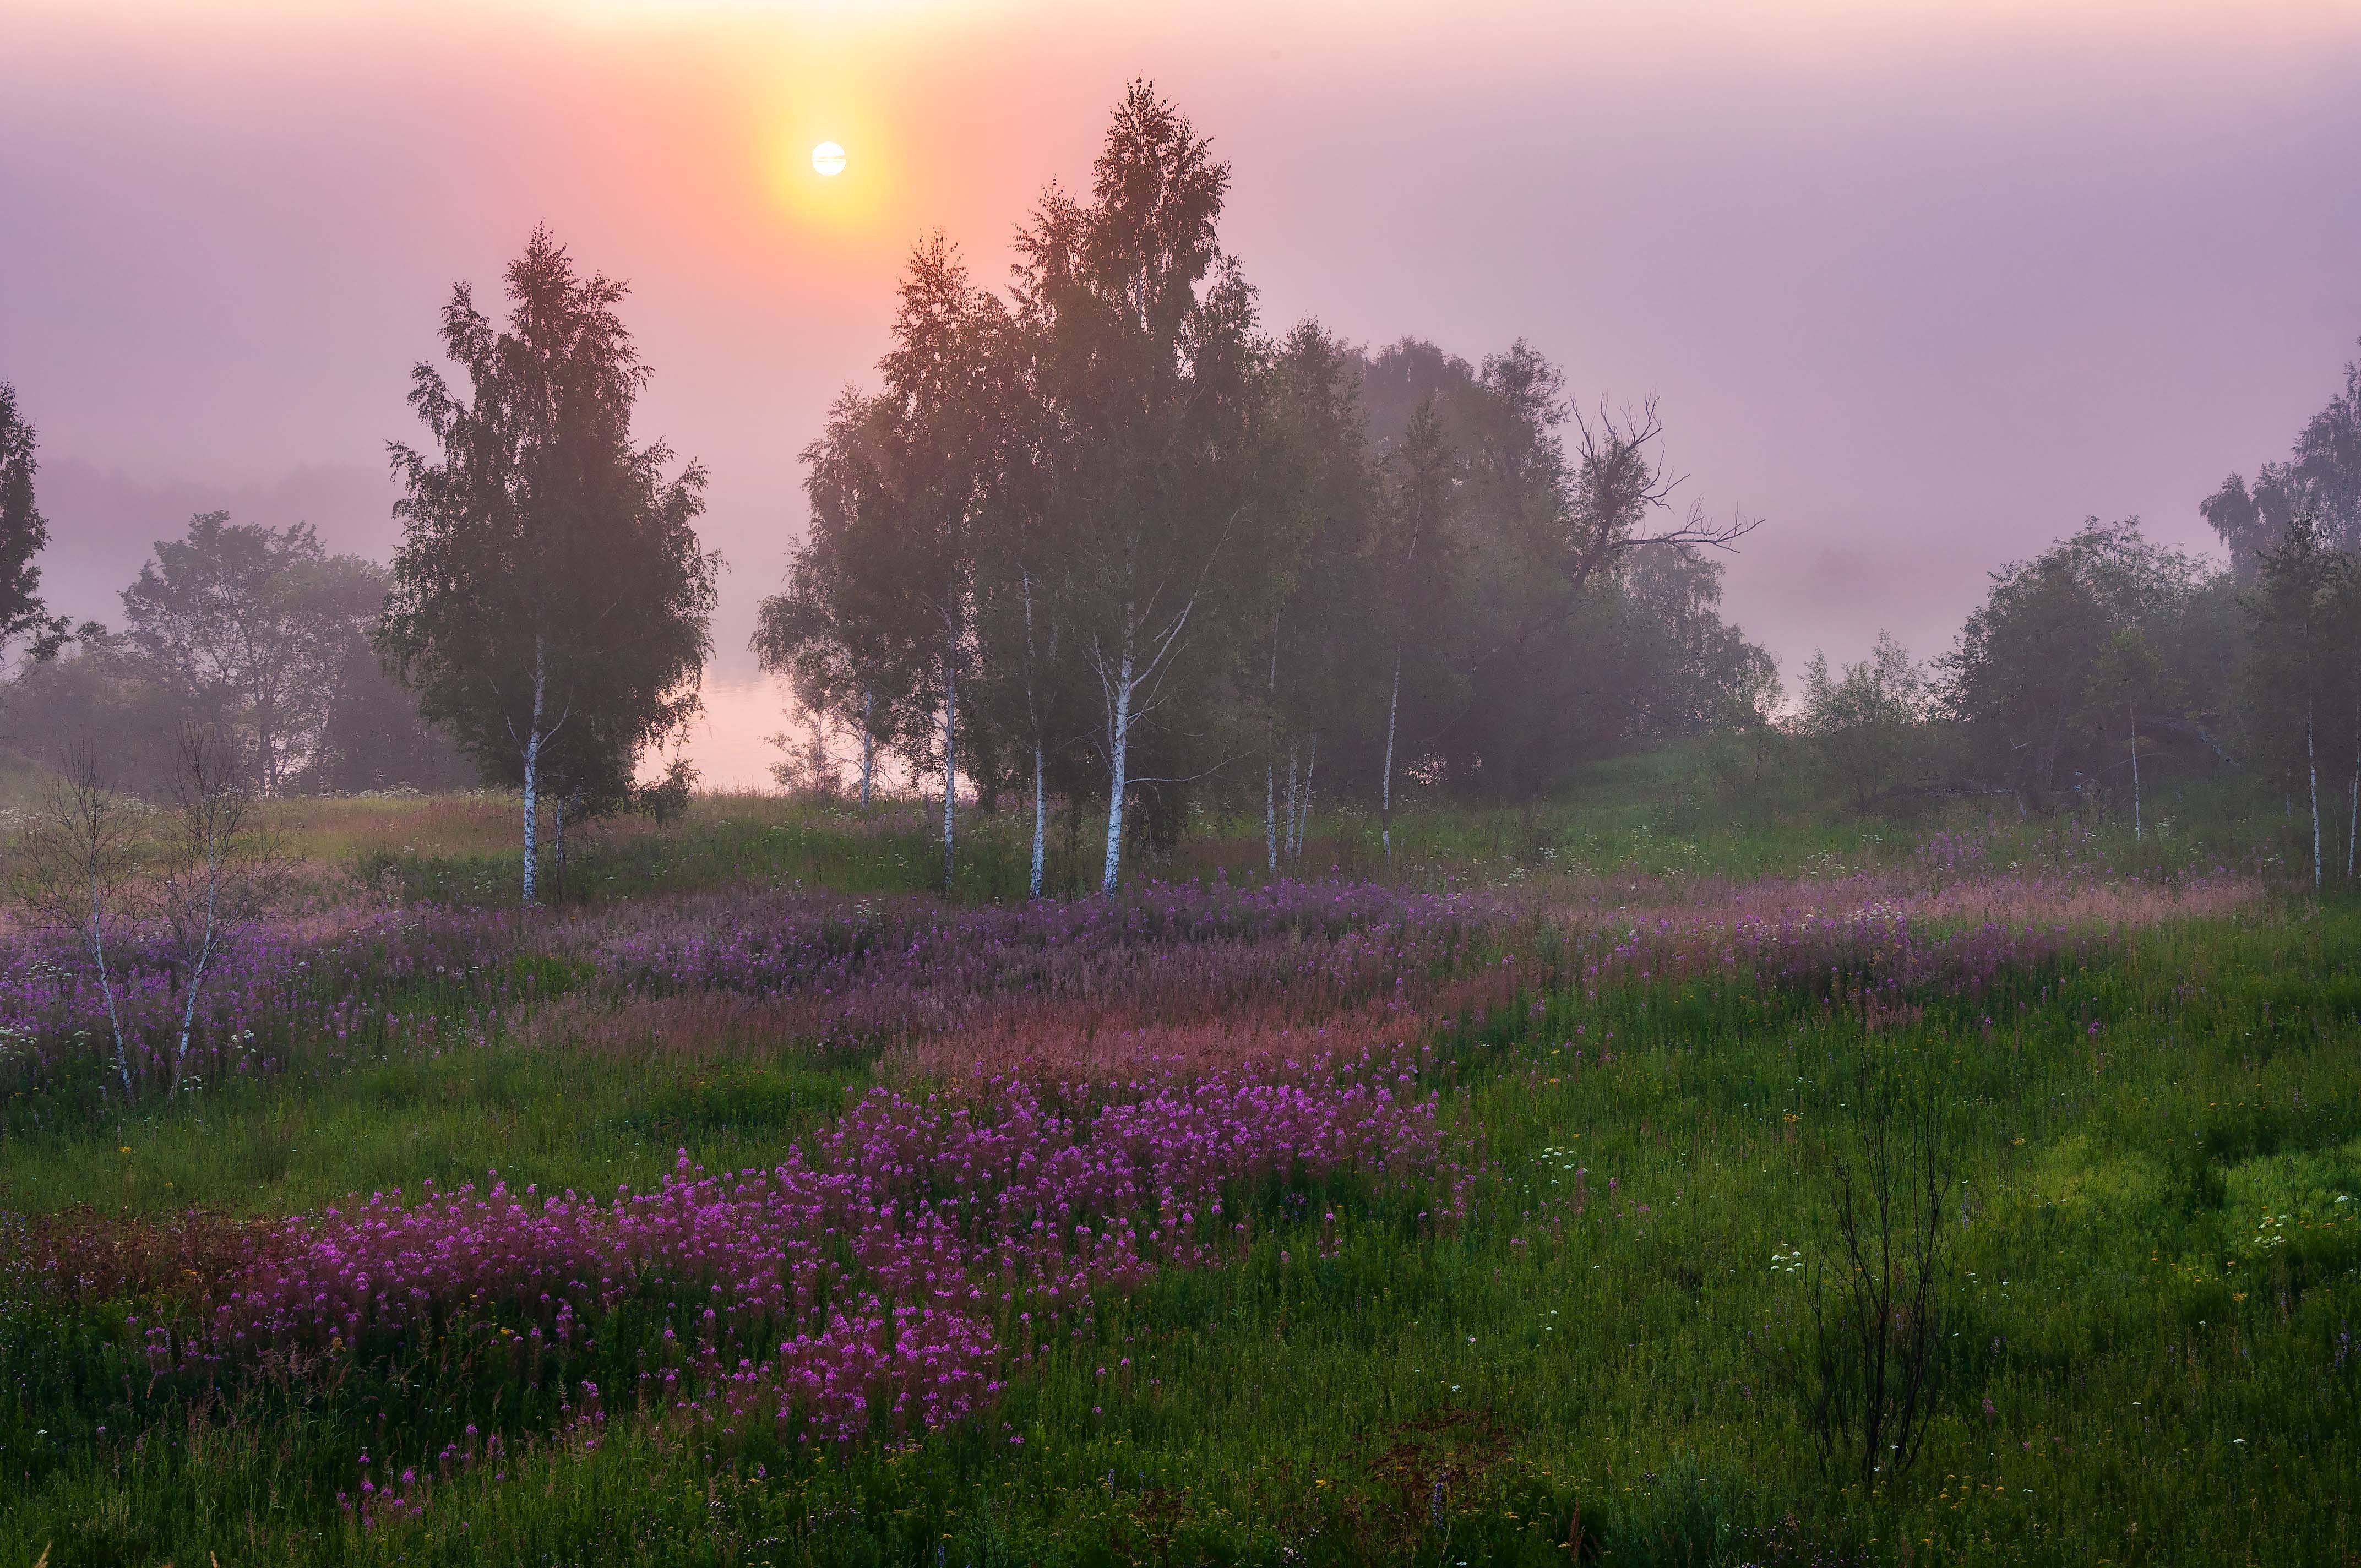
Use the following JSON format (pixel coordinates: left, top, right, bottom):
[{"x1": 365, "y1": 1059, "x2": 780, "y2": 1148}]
[
  {"x1": 156, "y1": 727, "x2": 284, "y2": 1097},
  {"x1": 10, "y1": 744, "x2": 149, "y2": 1103},
  {"x1": 1766, "y1": 1058, "x2": 1957, "y2": 1492}
]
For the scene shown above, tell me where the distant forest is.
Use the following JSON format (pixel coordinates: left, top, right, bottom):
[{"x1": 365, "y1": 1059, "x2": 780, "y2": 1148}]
[{"x1": 2, "y1": 83, "x2": 2357, "y2": 898}]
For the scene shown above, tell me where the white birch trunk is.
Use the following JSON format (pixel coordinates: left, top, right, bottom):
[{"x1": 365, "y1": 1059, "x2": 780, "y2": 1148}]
[
  {"x1": 1266, "y1": 639, "x2": 1279, "y2": 875},
  {"x1": 1266, "y1": 757, "x2": 1277, "y2": 875},
  {"x1": 1382, "y1": 653, "x2": 1401, "y2": 862},
  {"x1": 940, "y1": 639, "x2": 958, "y2": 890},
  {"x1": 1296, "y1": 733, "x2": 1318, "y2": 867},
  {"x1": 172, "y1": 884, "x2": 217, "y2": 1098},
  {"x1": 1032, "y1": 741, "x2": 1047, "y2": 899},
  {"x1": 2308, "y1": 694, "x2": 2321, "y2": 890},
  {"x1": 1284, "y1": 742, "x2": 1299, "y2": 867},
  {"x1": 2128, "y1": 703, "x2": 2141, "y2": 841},
  {"x1": 858, "y1": 687, "x2": 875, "y2": 814},
  {"x1": 520, "y1": 638, "x2": 546, "y2": 907},
  {"x1": 1022, "y1": 570, "x2": 1046, "y2": 899},
  {"x1": 93, "y1": 905, "x2": 133, "y2": 1103},
  {"x1": 1101, "y1": 631, "x2": 1134, "y2": 897}
]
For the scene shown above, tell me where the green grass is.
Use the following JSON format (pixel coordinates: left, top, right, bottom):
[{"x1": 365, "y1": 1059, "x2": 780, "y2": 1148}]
[{"x1": 3, "y1": 760, "x2": 2358, "y2": 1565}]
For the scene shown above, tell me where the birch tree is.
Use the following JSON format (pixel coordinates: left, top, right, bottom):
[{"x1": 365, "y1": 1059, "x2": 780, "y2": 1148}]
[
  {"x1": 1375, "y1": 395, "x2": 1457, "y2": 859},
  {"x1": 2086, "y1": 628, "x2": 2177, "y2": 840},
  {"x1": 753, "y1": 451, "x2": 916, "y2": 816},
  {"x1": 382, "y1": 227, "x2": 717, "y2": 905},
  {"x1": 872, "y1": 237, "x2": 1010, "y2": 888},
  {"x1": 10, "y1": 744, "x2": 145, "y2": 1103},
  {"x1": 1016, "y1": 84, "x2": 1266, "y2": 894},
  {"x1": 2245, "y1": 514, "x2": 2346, "y2": 890},
  {"x1": 1260, "y1": 323, "x2": 1382, "y2": 872},
  {"x1": 156, "y1": 726, "x2": 284, "y2": 1097}
]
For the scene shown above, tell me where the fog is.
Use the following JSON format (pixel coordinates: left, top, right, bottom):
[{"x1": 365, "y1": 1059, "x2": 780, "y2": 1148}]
[{"x1": 5, "y1": 0, "x2": 2359, "y2": 787}]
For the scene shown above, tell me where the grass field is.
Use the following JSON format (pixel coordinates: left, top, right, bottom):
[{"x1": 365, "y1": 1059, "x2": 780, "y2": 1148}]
[{"x1": 0, "y1": 760, "x2": 2354, "y2": 1566}]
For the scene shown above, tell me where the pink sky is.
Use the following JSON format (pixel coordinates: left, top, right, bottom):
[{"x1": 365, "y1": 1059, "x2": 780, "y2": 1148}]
[{"x1": 5, "y1": 0, "x2": 2359, "y2": 788}]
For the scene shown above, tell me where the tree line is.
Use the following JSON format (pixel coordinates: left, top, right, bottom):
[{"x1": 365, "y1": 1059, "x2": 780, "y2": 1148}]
[
  {"x1": 1795, "y1": 352, "x2": 2361, "y2": 885},
  {"x1": 5, "y1": 83, "x2": 2355, "y2": 903}
]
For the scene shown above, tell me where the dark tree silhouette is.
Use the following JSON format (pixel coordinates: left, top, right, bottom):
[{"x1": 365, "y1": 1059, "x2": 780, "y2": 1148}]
[{"x1": 381, "y1": 228, "x2": 719, "y2": 904}]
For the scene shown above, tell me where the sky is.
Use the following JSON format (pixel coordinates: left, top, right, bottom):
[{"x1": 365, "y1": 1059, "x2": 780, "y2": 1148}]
[{"x1": 4, "y1": 0, "x2": 2359, "y2": 788}]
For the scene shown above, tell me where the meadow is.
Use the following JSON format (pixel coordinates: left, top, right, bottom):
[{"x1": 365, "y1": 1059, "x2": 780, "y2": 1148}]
[{"x1": 0, "y1": 760, "x2": 2354, "y2": 1567}]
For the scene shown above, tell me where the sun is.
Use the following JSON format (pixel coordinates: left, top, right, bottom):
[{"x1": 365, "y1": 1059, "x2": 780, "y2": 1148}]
[{"x1": 811, "y1": 141, "x2": 846, "y2": 177}]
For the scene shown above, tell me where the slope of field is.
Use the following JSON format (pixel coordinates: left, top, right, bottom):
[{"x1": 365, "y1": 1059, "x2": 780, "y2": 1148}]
[{"x1": 0, "y1": 775, "x2": 2353, "y2": 1566}]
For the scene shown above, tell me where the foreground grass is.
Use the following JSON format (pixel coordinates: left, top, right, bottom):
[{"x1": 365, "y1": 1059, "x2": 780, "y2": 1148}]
[{"x1": 3, "y1": 886, "x2": 2354, "y2": 1565}]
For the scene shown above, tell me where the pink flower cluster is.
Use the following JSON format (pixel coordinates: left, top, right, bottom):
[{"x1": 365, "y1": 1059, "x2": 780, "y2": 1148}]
[{"x1": 186, "y1": 1050, "x2": 1440, "y2": 1446}]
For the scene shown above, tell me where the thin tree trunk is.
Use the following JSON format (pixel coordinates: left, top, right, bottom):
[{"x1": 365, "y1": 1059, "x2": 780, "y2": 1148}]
[
  {"x1": 173, "y1": 857, "x2": 222, "y2": 1098},
  {"x1": 1031, "y1": 741, "x2": 1046, "y2": 900},
  {"x1": 1102, "y1": 631, "x2": 1134, "y2": 897},
  {"x1": 1266, "y1": 755, "x2": 1277, "y2": 874},
  {"x1": 1381, "y1": 652, "x2": 1401, "y2": 862},
  {"x1": 941, "y1": 638, "x2": 958, "y2": 891},
  {"x1": 2308, "y1": 694, "x2": 2321, "y2": 891},
  {"x1": 1296, "y1": 733, "x2": 1318, "y2": 868},
  {"x1": 552, "y1": 795, "x2": 567, "y2": 895},
  {"x1": 1284, "y1": 742, "x2": 1299, "y2": 867},
  {"x1": 521, "y1": 639, "x2": 546, "y2": 907},
  {"x1": 858, "y1": 687, "x2": 875, "y2": 814},
  {"x1": 173, "y1": 941, "x2": 213, "y2": 1098},
  {"x1": 1022, "y1": 570, "x2": 1046, "y2": 899},
  {"x1": 2128, "y1": 702, "x2": 2141, "y2": 842},
  {"x1": 88, "y1": 891, "x2": 133, "y2": 1104},
  {"x1": 1265, "y1": 639, "x2": 1279, "y2": 876}
]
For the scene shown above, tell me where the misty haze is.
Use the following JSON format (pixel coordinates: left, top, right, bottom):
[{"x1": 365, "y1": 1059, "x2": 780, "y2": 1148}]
[{"x1": 1, "y1": 3, "x2": 2358, "y2": 1564}]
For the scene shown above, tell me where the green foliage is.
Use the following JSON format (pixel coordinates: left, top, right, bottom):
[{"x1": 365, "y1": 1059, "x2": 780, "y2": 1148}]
[
  {"x1": 0, "y1": 381, "x2": 68, "y2": 665},
  {"x1": 380, "y1": 225, "x2": 720, "y2": 900},
  {"x1": 1939, "y1": 518, "x2": 2245, "y2": 815},
  {"x1": 2201, "y1": 349, "x2": 2361, "y2": 575},
  {"x1": 3, "y1": 809, "x2": 2357, "y2": 1562},
  {"x1": 1798, "y1": 632, "x2": 1935, "y2": 812}
]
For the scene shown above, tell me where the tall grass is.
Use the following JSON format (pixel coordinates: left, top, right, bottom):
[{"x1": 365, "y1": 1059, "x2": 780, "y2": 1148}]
[{"x1": 0, "y1": 775, "x2": 2353, "y2": 1565}]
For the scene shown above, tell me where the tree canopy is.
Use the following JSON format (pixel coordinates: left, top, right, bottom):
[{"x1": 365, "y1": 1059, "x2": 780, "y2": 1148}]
[{"x1": 381, "y1": 227, "x2": 719, "y2": 902}]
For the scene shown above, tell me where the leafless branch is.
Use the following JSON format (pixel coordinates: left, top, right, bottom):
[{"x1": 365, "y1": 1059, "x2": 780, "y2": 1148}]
[
  {"x1": 157, "y1": 727, "x2": 287, "y2": 1098},
  {"x1": 9, "y1": 744, "x2": 150, "y2": 1104}
]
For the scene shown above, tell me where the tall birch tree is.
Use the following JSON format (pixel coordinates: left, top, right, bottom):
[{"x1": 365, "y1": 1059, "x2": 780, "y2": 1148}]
[
  {"x1": 381, "y1": 228, "x2": 717, "y2": 905},
  {"x1": 1375, "y1": 395, "x2": 1459, "y2": 858},
  {"x1": 754, "y1": 426, "x2": 917, "y2": 816},
  {"x1": 1016, "y1": 83, "x2": 1264, "y2": 894}
]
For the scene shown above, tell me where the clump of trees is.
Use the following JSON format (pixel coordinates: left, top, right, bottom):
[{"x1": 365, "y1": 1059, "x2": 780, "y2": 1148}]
[
  {"x1": 4, "y1": 383, "x2": 460, "y2": 796},
  {"x1": 1795, "y1": 344, "x2": 2361, "y2": 881},
  {"x1": 760, "y1": 84, "x2": 1775, "y2": 895},
  {"x1": 6, "y1": 514, "x2": 470, "y2": 797}
]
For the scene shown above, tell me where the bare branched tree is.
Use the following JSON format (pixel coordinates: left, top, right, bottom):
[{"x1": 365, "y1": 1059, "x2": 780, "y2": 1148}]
[
  {"x1": 10, "y1": 744, "x2": 149, "y2": 1103},
  {"x1": 1565, "y1": 396, "x2": 1760, "y2": 592},
  {"x1": 157, "y1": 727, "x2": 285, "y2": 1098},
  {"x1": 1459, "y1": 394, "x2": 1762, "y2": 696},
  {"x1": 1766, "y1": 1058, "x2": 1957, "y2": 1493}
]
